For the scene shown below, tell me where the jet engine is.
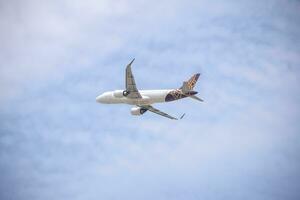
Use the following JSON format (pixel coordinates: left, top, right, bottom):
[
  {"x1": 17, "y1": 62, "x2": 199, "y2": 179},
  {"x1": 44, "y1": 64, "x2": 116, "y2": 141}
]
[
  {"x1": 131, "y1": 106, "x2": 147, "y2": 116},
  {"x1": 123, "y1": 90, "x2": 130, "y2": 96}
]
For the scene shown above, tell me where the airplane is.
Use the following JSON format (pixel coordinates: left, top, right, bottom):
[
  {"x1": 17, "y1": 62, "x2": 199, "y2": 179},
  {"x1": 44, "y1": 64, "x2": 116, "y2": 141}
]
[{"x1": 96, "y1": 59, "x2": 203, "y2": 120}]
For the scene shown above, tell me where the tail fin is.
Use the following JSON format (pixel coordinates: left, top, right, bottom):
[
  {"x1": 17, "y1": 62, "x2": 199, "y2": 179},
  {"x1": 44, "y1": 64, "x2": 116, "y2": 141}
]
[
  {"x1": 180, "y1": 73, "x2": 200, "y2": 92},
  {"x1": 180, "y1": 73, "x2": 203, "y2": 102}
]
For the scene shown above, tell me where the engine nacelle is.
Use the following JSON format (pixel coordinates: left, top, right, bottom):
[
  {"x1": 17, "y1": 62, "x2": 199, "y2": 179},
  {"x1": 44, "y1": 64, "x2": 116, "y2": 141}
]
[
  {"x1": 123, "y1": 90, "x2": 130, "y2": 96},
  {"x1": 131, "y1": 106, "x2": 147, "y2": 116}
]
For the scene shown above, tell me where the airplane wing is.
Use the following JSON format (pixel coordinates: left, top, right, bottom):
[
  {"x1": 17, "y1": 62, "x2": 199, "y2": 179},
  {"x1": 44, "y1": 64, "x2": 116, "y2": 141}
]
[
  {"x1": 139, "y1": 105, "x2": 178, "y2": 120},
  {"x1": 125, "y1": 59, "x2": 142, "y2": 99}
]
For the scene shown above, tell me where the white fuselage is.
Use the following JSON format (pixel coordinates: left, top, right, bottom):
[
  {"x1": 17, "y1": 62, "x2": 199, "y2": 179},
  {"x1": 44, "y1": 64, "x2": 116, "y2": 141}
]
[{"x1": 96, "y1": 89, "x2": 173, "y2": 105}]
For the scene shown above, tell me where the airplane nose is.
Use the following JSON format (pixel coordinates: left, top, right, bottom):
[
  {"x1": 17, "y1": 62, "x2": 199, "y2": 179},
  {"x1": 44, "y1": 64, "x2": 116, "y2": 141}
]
[{"x1": 96, "y1": 94, "x2": 104, "y2": 103}]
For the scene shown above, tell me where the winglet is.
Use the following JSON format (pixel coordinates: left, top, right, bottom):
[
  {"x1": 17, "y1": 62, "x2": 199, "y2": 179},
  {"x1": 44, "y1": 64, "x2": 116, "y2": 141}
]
[
  {"x1": 129, "y1": 58, "x2": 135, "y2": 65},
  {"x1": 180, "y1": 113, "x2": 186, "y2": 119}
]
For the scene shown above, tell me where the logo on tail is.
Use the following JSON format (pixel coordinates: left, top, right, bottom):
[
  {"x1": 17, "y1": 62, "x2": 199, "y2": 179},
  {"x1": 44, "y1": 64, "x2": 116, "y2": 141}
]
[{"x1": 180, "y1": 73, "x2": 200, "y2": 92}]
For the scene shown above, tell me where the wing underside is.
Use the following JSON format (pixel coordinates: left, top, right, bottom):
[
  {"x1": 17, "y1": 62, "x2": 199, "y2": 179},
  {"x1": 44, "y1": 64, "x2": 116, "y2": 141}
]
[{"x1": 139, "y1": 105, "x2": 178, "y2": 120}]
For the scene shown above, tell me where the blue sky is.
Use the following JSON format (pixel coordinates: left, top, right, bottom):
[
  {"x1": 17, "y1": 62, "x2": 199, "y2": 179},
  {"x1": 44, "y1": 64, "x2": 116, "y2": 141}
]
[{"x1": 0, "y1": 0, "x2": 300, "y2": 199}]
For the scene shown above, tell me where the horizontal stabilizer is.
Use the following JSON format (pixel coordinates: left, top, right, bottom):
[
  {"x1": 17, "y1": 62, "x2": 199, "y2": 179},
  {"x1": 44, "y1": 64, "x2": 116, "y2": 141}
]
[
  {"x1": 189, "y1": 95, "x2": 204, "y2": 102},
  {"x1": 184, "y1": 90, "x2": 198, "y2": 96}
]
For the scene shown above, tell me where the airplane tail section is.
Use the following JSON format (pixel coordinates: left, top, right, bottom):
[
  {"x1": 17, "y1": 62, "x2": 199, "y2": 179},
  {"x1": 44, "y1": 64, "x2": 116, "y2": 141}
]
[
  {"x1": 180, "y1": 73, "x2": 200, "y2": 92},
  {"x1": 180, "y1": 73, "x2": 203, "y2": 102}
]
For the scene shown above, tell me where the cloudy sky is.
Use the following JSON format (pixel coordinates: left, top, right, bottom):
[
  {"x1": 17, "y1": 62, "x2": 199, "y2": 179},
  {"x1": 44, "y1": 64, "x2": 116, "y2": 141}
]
[{"x1": 1, "y1": 0, "x2": 300, "y2": 199}]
